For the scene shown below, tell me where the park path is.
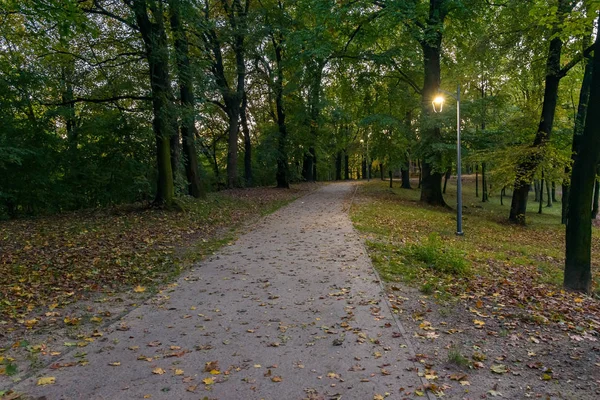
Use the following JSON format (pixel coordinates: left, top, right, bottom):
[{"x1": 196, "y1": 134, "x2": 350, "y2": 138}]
[{"x1": 13, "y1": 182, "x2": 427, "y2": 400}]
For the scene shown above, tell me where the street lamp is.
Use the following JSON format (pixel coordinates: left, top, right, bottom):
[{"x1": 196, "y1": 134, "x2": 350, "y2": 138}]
[
  {"x1": 360, "y1": 137, "x2": 371, "y2": 181},
  {"x1": 432, "y1": 84, "x2": 463, "y2": 236}
]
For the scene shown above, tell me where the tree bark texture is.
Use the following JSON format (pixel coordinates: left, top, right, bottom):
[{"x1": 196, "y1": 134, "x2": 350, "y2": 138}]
[
  {"x1": 132, "y1": 0, "x2": 175, "y2": 205},
  {"x1": 564, "y1": 31, "x2": 600, "y2": 293},
  {"x1": 418, "y1": 0, "x2": 447, "y2": 206},
  {"x1": 169, "y1": 0, "x2": 203, "y2": 198}
]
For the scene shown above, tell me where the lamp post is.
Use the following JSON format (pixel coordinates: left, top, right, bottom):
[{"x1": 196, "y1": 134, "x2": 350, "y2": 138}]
[
  {"x1": 359, "y1": 138, "x2": 371, "y2": 181},
  {"x1": 432, "y1": 84, "x2": 463, "y2": 236}
]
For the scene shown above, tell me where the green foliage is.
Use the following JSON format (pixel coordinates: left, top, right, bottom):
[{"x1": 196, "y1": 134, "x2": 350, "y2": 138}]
[{"x1": 403, "y1": 233, "x2": 471, "y2": 276}]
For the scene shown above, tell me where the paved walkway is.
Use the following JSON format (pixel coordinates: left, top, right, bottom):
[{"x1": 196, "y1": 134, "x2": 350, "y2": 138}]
[{"x1": 13, "y1": 183, "x2": 426, "y2": 400}]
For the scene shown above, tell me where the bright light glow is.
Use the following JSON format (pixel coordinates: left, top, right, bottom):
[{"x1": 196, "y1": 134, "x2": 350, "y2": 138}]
[{"x1": 432, "y1": 96, "x2": 445, "y2": 113}]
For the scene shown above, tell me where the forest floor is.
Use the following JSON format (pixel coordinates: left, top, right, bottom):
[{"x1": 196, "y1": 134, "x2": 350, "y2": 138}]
[
  {"x1": 0, "y1": 184, "x2": 319, "y2": 387},
  {"x1": 351, "y1": 177, "x2": 600, "y2": 399}
]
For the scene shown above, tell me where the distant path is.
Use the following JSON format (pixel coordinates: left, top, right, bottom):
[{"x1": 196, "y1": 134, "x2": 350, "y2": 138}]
[{"x1": 14, "y1": 182, "x2": 427, "y2": 400}]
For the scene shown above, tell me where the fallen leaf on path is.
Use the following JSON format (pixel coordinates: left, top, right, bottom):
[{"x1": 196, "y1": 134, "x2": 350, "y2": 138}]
[
  {"x1": 490, "y1": 364, "x2": 508, "y2": 374},
  {"x1": 134, "y1": 285, "x2": 146, "y2": 293},
  {"x1": 152, "y1": 368, "x2": 166, "y2": 375},
  {"x1": 37, "y1": 377, "x2": 56, "y2": 385}
]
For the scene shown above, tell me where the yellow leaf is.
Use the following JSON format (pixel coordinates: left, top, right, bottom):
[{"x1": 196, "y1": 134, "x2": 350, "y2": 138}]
[
  {"x1": 271, "y1": 376, "x2": 282, "y2": 382},
  {"x1": 37, "y1": 377, "x2": 56, "y2": 386},
  {"x1": 134, "y1": 285, "x2": 146, "y2": 293},
  {"x1": 143, "y1": 395, "x2": 151, "y2": 399},
  {"x1": 174, "y1": 369, "x2": 184, "y2": 376},
  {"x1": 473, "y1": 319, "x2": 485, "y2": 328},
  {"x1": 574, "y1": 297, "x2": 583, "y2": 303},
  {"x1": 202, "y1": 377, "x2": 214, "y2": 385},
  {"x1": 152, "y1": 367, "x2": 166, "y2": 375},
  {"x1": 374, "y1": 395, "x2": 384, "y2": 400},
  {"x1": 109, "y1": 362, "x2": 121, "y2": 366},
  {"x1": 90, "y1": 316, "x2": 103, "y2": 323},
  {"x1": 209, "y1": 369, "x2": 220, "y2": 375},
  {"x1": 24, "y1": 319, "x2": 38, "y2": 328}
]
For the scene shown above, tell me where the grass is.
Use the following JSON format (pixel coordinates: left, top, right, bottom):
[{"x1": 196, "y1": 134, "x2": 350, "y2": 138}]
[{"x1": 351, "y1": 177, "x2": 600, "y2": 328}]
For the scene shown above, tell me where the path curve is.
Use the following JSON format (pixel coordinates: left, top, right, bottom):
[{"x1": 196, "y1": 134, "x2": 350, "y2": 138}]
[{"x1": 13, "y1": 182, "x2": 427, "y2": 400}]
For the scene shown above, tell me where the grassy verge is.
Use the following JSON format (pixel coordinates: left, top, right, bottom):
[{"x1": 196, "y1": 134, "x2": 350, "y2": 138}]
[
  {"x1": 351, "y1": 178, "x2": 600, "y2": 329},
  {"x1": 0, "y1": 185, "x2": 315, "y2": 329}
]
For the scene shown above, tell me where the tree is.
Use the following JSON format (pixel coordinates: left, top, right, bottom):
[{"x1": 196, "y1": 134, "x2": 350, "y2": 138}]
[
  {"x1": 169, "y1": 0, "x2": 203, "y2": 198},
  {"x1": 564, "y1": 29, "x2": 600, "y2": 293}
]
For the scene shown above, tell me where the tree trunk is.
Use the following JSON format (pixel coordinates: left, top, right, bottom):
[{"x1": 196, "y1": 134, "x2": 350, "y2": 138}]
[
  {"x1": 538, "y1": 173, "x2": 544, "y2": 214},
  {"x1": 546, "y1": 178, "x2": 552, "y2": 207},
  {"x1": 534, "y1": 180, "x2": 540, "y2": 202},
  {"x1": 418, "y1": 159, "x2": 421, "y2": 188},
  {"x1": 475, "y1": 164, "x2": 479, "y2": 198},
  {"x1": 418, "y1": 0, "x2": 447, "y2": 207},
  {"x1": 361, "y1": 157, "x2": 367, "y2": 180},
  {"x1": 482, "y1": 162, "x2": 488, "y2": 202},
  {"x1": 510, "y1": 0, "x2": 572, "y2": 223},
  {"x1": 240, "y1": 91, "x2": 253, "y2": 187},
  {"x1": 344, "y1": 153, "x2": 349, "y2": 180},
  {"x1": 401, "y1": 167, "x2": 411, "y2": 189},
  {"x1": 335, "y1": 151, "x2": 342, "y2": 180},
  {"x1": 564, "y1": 30, "x2": 600, "y2": 293},
  {"x1": 389, "y1": 170, "x2": 393, "y2": 188},
  {"x1": 562, "y1": 32, "x2": 594, "y2": 224},
  {"x1": 272, "y1": 33, "x2": 289, "y2": 188},
  {"x1": 443, "y1": 168, "x2": 450, "y2": 194},
  {"x1": 132, "y1": 0, "x2": 174, "y2": 206},
  {"x1": 592, "y1": 178, "x2": 600, "y2": 219},
  {"x1": 169, "y1": 0, "x2": 203, "y2": 198},
  {"x1": 552, "y1": 182, "x2": 557, "y2": 202}
]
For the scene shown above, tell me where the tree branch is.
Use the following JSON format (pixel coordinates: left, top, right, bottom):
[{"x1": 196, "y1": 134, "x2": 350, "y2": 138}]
[
  {"x1": 558, "y1": 44, "x2": 595, "y2": 79},
  {"x1": 42, "y1": 95, "x2": 150, "y2": 106}
]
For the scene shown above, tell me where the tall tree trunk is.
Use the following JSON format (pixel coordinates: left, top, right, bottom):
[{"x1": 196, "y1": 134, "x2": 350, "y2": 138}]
[
  {"x1": 546, "y1": 178, "x2": 552, "y2": 207},
  {"x1": 443, "y1": 168, "x2": 450, "y2": 194},
  {"x1": 564, "y1": 32, "x2": 600, "y2": 293},
  {"x1": 362, "y1": 157, "x2": 367, "y2": 179},
  {"x1": 272, "y1": 33, "x2": 289, "y2": 188},
  {"x1": 418, "y1": 0, "x2": 447, "y2": 206},
  {"x1": 475, "y1": 164, "x2": 479, "y2": 198},
  {"x1": 534, "y1": 180, "x2": 540, "y2": 202},
  {"x1": 344, "y1": 152, "x2": 349, "y2": 180},
  {"x1": 241, "y1": 91, "x2": 252, "y2": 186},
  {"x1": 335, "y1": 151, "x2": 342, "y2": 180},
  {"x1": 562, "y1": 30, "x2": 594, "y2": 223},
  {"x1": 169, "y1": 0, "x2": 203, "y2": 198},
  {"x1": 482, "y1": 162, "x2": 489, "y2": 202},
  {"x1": 510, "y1": 0, "x2": 572, "y2": 223},
  {"x1": 401, "y1": 167, "x2": 411, "y2": 189},
  {"x1": 593, "y1": 178, "x2": 600, "y2": 219},
  {"x1": 538, "y1": 172, "x2": 544, "y2": 214},
  {"x1": 389, "y1": 170, "x2": 393, "y2": 188},
  {"x1": 132, "y1": 0, "x2": 175, "y2": 205},
  {"x1": 552, "y1": 182, "x2": 557, "y2": 202}
]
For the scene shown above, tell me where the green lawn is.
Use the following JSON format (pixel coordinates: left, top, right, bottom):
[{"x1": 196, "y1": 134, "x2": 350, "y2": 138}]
[{"x1": 351, "y1": 177, "x2": 600, "y2": 326}]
